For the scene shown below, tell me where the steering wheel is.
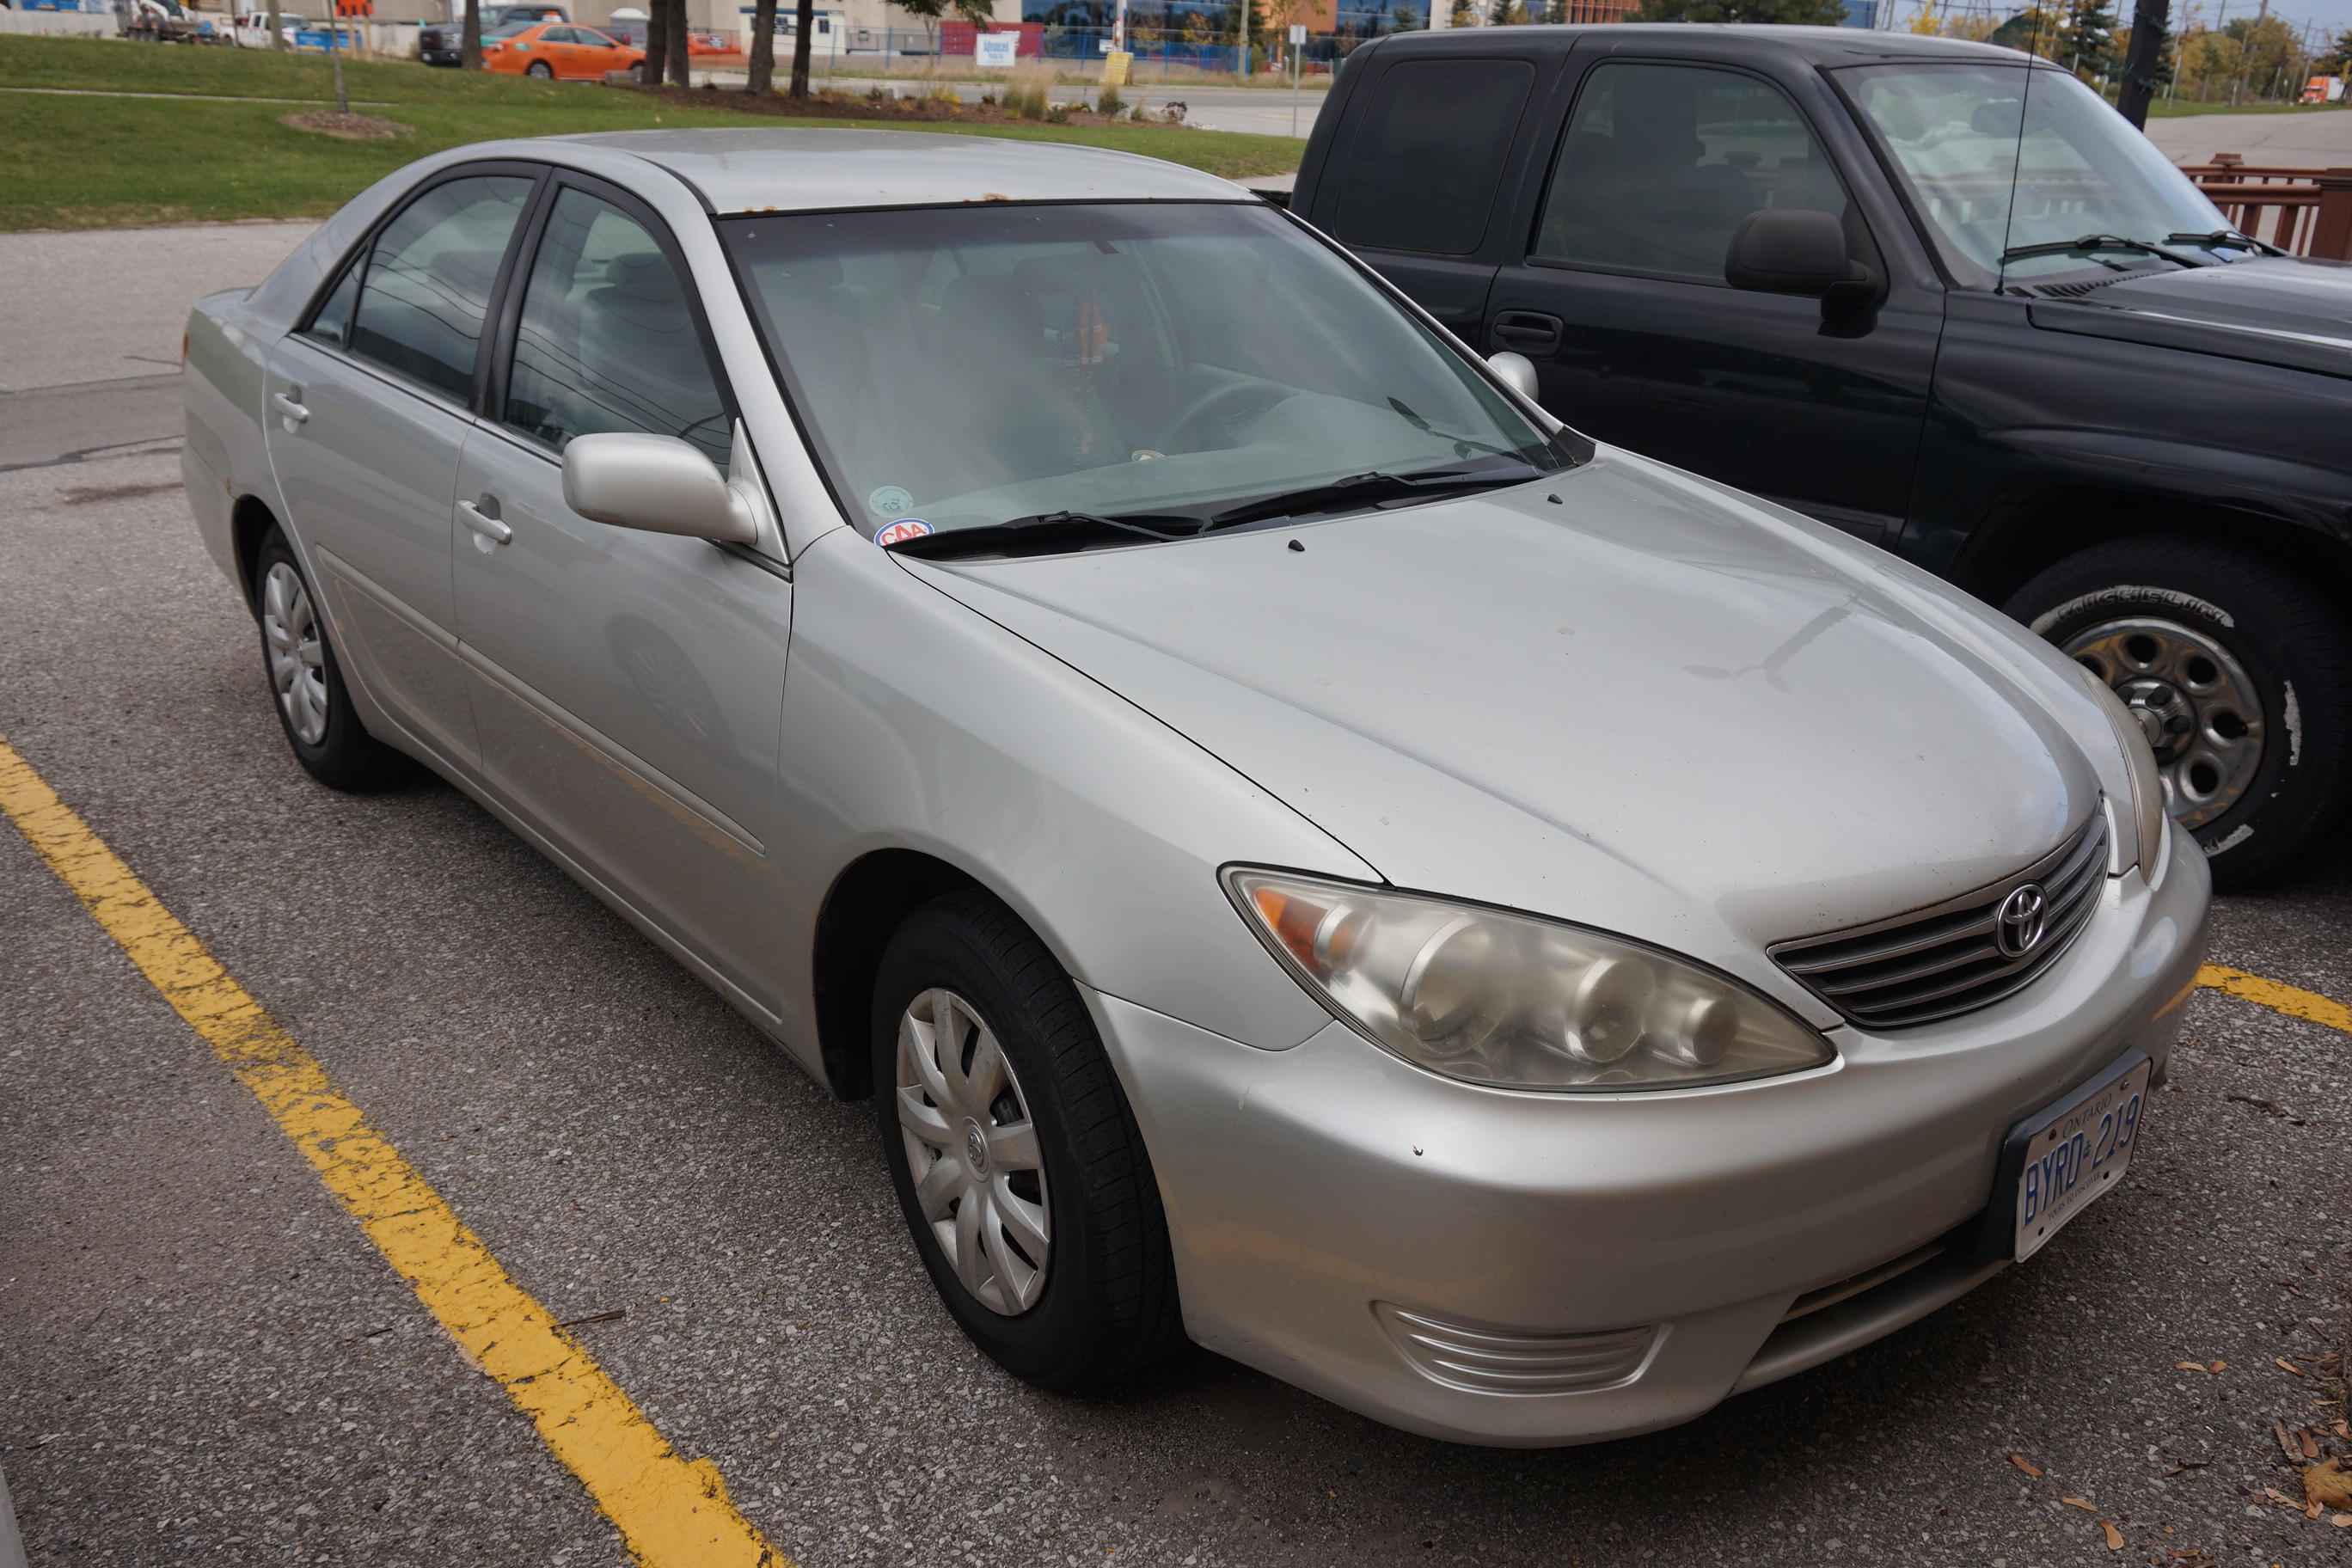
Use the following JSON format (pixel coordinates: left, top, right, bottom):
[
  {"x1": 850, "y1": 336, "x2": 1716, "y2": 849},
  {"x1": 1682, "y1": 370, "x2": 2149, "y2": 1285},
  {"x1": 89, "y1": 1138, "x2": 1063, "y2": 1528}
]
[{"x1": 1157, "y1": 376, "x2": 1293, "y2": 455}]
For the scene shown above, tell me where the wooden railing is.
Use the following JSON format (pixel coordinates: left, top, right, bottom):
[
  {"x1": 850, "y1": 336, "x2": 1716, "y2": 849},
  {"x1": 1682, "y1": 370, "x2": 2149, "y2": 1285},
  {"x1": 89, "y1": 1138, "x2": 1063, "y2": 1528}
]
[{"x1": 2177, "y1": 154, "x2": 2352, "y2": 260}]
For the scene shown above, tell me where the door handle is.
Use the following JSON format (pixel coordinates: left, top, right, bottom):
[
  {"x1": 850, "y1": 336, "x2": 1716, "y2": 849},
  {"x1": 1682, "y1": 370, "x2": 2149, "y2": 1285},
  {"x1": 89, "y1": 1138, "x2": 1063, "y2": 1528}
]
[
  {"x1": 1490, "y1": 311, "x2": 1565, "y2": 356},
  {"x1": 457, "y1": 498, "x2": 512, "y2": 545},
  {"x1": 272, "y1": 390, "x2": 309, "y2": 428}
]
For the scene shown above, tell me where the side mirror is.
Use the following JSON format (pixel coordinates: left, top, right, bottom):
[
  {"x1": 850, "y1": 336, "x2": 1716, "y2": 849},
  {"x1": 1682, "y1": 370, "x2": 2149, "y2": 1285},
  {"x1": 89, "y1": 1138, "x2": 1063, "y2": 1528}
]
[
  {"x1": 1487, "y1": 350, "x2": 1540, "y2": 401},
  {"x1": 561, "y1": 432, "x2": 759, "y2": 544},
  {"x1": 1724, "y1": 209, "x2": 1853, "y2": 297}
]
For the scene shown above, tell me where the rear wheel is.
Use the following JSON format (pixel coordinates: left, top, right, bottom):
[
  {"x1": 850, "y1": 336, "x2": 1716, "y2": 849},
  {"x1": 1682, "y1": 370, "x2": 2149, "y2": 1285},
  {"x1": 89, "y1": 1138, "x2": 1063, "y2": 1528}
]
[
  {"x1": 526, "y1": 58, "x2": 554, "y2": 77},
  {"x1": 873, "y1": 889, "x2": 1182, "y2": 1390},
  {"x1": 2007, "y1": 536, "x2": 2352, "y2": 889},
  {"x1": 252, "y1": 528, "x2": 411, "y2": 792}
]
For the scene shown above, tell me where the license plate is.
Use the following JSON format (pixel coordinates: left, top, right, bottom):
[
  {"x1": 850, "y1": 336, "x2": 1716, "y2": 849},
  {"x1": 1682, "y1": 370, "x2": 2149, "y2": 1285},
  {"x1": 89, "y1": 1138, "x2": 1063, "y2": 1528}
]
[{"x1": 2010, "y1": 1056, "x2": 2152, "y2": 1261}]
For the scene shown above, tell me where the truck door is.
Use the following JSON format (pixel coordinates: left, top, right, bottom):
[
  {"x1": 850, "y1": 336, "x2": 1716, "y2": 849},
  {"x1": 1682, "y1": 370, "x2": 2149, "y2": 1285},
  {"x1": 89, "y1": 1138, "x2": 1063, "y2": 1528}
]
[
  {"x1": 1485, "y1": 57, "x2": 1943, "y2": 544},
  {"x1": 1312, "y1": 53, "x2": 1545, "y2": 350}
]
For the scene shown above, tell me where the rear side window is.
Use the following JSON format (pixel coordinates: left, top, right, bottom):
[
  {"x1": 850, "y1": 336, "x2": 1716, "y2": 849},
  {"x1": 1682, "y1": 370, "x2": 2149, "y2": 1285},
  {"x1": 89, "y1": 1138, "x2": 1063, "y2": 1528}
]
[
  {"x1": 1534, "y1": 63, "x2": 1846, "y2": 280},
  {"x1": 1332, "y1": 59, "x2": 1536, "y2": 256},
  {"x1": 346, "y1": 175, "x2": 535, "y2": 400}
]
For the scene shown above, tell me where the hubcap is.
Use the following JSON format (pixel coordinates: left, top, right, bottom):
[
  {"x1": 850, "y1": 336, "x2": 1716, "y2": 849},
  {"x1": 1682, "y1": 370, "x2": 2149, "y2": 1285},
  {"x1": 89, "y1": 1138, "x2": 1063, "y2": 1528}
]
[
  {"x1": 895, "y1": 989, "x2": 1050, "y2": 1316},
  {"x1": 261, "y1": 561, "x2": 329, "y2": 747},
  {"x1": 2064, "y1": 616, "x2": 2263, "y2": 830}
]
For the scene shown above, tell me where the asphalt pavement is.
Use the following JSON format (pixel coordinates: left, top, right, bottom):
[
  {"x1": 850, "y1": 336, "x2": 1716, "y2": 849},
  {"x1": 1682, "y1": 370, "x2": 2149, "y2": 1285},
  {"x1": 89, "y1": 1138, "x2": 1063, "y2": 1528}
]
[
  {"x1": 4, "y1": 224, "x2": 2351, "y2": 1568},
  {"x1": 2142, "y1": 107, "x2": 2352, "y2": 169}
]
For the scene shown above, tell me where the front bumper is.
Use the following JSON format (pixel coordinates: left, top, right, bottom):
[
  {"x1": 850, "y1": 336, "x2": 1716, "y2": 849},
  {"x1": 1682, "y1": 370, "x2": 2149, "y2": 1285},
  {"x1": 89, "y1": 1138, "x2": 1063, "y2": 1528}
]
[{"x1": 1093, "y1": 826, "x2": 2208, "y2": 1445}]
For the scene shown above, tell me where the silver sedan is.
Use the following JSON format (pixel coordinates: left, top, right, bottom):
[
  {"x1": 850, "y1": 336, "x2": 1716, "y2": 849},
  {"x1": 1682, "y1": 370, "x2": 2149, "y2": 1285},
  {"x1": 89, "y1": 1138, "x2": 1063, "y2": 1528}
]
[{"x1": 181, "y1": 129, "x2": 2208, "y2": 1446}]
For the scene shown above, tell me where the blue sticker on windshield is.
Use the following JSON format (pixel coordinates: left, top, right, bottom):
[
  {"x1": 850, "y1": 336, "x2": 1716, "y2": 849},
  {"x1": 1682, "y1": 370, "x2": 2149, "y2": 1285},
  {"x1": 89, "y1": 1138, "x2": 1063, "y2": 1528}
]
[
  {"x1": 874, "y1": 518, "x2": 934, "y2": 547},
  {"x1": 867, "y1": 486, "x2": 915, "y2": 518}
]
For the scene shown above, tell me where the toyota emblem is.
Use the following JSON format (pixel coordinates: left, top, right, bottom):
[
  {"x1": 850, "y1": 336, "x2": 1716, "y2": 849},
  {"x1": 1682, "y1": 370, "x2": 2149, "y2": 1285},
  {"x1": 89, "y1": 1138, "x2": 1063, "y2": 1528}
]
[{"x1": 1995, "y1": 884, "x2": 2049, "y2": 959}]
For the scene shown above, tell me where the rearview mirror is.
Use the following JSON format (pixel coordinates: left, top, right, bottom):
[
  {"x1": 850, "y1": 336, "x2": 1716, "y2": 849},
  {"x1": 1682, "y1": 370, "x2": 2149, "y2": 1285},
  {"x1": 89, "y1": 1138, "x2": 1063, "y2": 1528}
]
[
  {"x1": 1724, "y1": 209, "x2": 1852, "y2": 297},
  {"x1": 561, "y1": 432, "x2": 759, "y2": 543},
  {"x1": 1487, "y1": 350, "x2": 1540, "y2": 401}
]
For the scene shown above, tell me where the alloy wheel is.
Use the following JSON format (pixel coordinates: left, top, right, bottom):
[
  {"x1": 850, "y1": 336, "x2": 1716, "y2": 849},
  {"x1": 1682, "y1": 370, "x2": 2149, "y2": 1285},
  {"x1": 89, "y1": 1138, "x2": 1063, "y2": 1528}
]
[
  {"x1": 261, "y1": 561, "x2": 329, "y2": 747},
  {"x1": 2065, "y1": 616, "x2": 2263, "y2": 830},
  {"x1": 895, "y1": 987, "x2": 1051, "y2": 1316}
]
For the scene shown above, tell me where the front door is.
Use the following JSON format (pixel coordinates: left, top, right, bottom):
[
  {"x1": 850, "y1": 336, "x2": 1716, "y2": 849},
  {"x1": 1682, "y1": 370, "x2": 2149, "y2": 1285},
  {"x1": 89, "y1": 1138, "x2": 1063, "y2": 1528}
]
[
  {"x1": 1485, "y1": 59, "x2": 1943, "y2": 543},
  {"x1": 452, "y1": 177, "x2": 793, "y2": 1003},
  {"x1": 264, "y1": 169, "x2": 538, "y2": 765}
]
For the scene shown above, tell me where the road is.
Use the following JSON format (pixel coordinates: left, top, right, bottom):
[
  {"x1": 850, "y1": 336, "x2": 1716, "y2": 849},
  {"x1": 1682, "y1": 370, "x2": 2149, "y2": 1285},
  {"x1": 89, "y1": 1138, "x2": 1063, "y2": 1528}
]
[
  {"x1": 3, "y1": 222, "x2": 2350, "y2": 1568},
  {"x1": 2143, "y1": 107, "x2": 2352, "y2": 168}
]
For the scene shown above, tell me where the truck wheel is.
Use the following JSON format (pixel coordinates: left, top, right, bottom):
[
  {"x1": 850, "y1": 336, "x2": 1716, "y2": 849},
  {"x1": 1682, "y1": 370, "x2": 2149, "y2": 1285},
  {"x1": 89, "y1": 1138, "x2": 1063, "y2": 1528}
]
[
  {"x1": 2007, "y1": 536, "x2": 2352, "y2": 889},
  {"x1": 872, "y1": 889, "x2": 1182, "y2": 1390}
]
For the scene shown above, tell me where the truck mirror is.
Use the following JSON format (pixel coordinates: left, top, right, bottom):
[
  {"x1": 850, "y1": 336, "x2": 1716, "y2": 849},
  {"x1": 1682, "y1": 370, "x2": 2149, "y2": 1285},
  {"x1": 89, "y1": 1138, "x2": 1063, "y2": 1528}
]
[{"x1": 1724, "y1": 209, "x2": 1851, "y2": 297}]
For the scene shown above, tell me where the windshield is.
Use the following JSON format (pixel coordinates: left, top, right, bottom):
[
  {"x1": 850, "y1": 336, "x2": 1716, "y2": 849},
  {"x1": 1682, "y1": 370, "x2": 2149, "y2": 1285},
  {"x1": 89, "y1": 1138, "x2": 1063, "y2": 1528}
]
[
  {"x1": 1840, "y1": 64, "x2": 2238, "y2": 289},
  {"x1": 719, "y1": 202, "x2": 1567, "y2": 545}
]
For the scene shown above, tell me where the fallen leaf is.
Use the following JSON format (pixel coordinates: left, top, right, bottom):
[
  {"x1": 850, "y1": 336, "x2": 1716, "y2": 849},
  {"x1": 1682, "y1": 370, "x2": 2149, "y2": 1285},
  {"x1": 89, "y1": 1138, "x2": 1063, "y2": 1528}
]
[
  {"x1": 2061, "y1": 1496, "x2": 2098, "y2": 1510},
  {"x1": 2301, "y1": 1430, "x2": 2320, "y2": 1459},
  {"x1": 2099, "y1": 1518, "x2": 2122, "y2": 1549},
  {"x1": 2304, "y1": 1460, "x2": 2352, "y2": 1511},
  {"x1": 2277, "y1": 1357, "x2": 2307, "y2": 1376},
  {"x1": 2010, "y1": 1453, "x2": 2044, "y2": 1476},
  {"x1": 2266, "y1": 1486, "x2": 2303, "y2": 1508},
  {"x1": 2331, "y1": 1515, "x2": 2352, "y2": 1528},
  {"x1": 2276, "y1": 1422, "x2": 2302, "y2": 1463},
  {"x1": 2175, "y1": 1361, "x2": 2209, "y2": 1372},
  {"x1": 2209, "y1": 1360, "x2": 2227, "y2": 1373}
]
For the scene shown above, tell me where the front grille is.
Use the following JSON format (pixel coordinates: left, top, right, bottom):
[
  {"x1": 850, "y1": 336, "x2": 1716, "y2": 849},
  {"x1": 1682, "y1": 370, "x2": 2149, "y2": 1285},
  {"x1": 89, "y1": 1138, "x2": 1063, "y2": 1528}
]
[
  {"x1": 1768, "y1": 813, "x2": 2108, "y2": 1030},
  {"x1": 1375, "y1": 1304, "x2": 1655, "y2": 1396}
]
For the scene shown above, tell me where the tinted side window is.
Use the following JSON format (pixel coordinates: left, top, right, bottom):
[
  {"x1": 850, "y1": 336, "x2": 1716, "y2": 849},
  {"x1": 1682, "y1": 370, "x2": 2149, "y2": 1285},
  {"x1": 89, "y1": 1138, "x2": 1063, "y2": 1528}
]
[
  {"x1": 347, "y1": 175, "x2": 535, "y2": 400},
  {"x1": 1333, "y1": 59, "x2": 1536, "y2": 256},
  {"x1": 1535, "y1": 63, "x2": 1846, "y2": 279},
  {"x1": 503, "y1": 187, "x2": 730, "y2": 464}
]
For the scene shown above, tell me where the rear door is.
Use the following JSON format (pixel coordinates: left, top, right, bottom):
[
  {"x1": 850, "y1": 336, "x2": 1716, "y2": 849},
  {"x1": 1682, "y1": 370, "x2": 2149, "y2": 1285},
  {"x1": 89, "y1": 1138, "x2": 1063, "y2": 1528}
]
[
  {"x1": 1484, "y1": 50, "x2": 1945, "y2": 542},
  {"x1": 1308, "y1": 48, "x2": 1550, "y2": 351},
  {"x1": 263, "y1": 166, "x2": 540, "y2": 767}
]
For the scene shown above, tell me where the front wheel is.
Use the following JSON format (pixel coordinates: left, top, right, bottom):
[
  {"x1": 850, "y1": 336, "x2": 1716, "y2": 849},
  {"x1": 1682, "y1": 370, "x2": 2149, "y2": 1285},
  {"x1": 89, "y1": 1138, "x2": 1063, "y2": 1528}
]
[
  {"x1": 2007, "y1": 536, "x2": 2352, "y2": 889},
  {"x1": 873, "y1": 889, "x2": 1182, "y2": 1390},
  {"x1": 628, "y1": 59, "x2": 647, "y2": 83}
]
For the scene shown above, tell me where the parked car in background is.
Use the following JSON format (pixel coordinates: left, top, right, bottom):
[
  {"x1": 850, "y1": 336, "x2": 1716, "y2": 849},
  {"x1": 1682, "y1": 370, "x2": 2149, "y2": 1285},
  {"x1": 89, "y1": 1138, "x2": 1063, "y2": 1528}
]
[
  {"x1": 594, "y1": 15, "x2": 738, "y2": 57},
  {"x1": 180, "y1": 129, "x2": 2204, "y2": 1446},
  {"x1": 122, "y1": 0, "x2": 228, "y2": 44},
  {"x1": 419, "y1": 4, "x2": 564, "y2": 65},
  {"x1": 1297, "y1": 26, "x2": 2352, "y2": 888},
  {"x1": 230, "y1": 8, "x2": 308, "y2": 46},
  {"x1": 481, "y1": 21, "x2": 642, "y2": 79}
]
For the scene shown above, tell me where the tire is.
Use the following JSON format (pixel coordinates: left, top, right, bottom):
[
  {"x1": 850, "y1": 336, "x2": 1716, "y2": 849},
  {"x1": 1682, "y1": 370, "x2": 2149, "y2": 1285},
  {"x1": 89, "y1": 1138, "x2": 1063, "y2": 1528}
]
[
  {"x1": 2006, "y1": 536, "x2": 2352, "y2": 889},
  {"x1": 628, "y1": 59, "x2": 647, "y2": 83},
  {"x1": 872, "y1": 889, "x2": 1183, "y2": 1390},
  {"x1": 252, "y1": 528, "x2": 412, "y2": 792},
  {"x1": 526, "y1": 58, "x2": 554, "y2": 77}
]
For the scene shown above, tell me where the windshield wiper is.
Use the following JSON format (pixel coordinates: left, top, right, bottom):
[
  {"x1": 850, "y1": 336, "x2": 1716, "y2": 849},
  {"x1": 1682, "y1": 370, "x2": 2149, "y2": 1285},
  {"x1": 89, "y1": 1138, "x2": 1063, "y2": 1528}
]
[
  {"x1": 2000, "y1": 234, "x2": 2196, "y2": 267},
  {"x1": 1205, "y1": 464, "x2": 1542, "y2": 532},
  {"x1": 2166, "y1": 229, "x2": 2282, "y2": 257},
  {"x1": 881, "y1": 510, "x2": 1203, "y2": 560}
]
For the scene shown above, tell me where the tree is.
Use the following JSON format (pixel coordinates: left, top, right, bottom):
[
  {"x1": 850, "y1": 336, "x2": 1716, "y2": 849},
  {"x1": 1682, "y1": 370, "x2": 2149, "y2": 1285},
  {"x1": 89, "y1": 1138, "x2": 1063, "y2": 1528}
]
[
  {"x1": 788, "y1": 0, "x2": 813, "y2": 96},
  {"x1": 665, "y1": 0, "x2": 689, "y2": 86},
  {"x1": 1987, "y1": 3, "x2": 2064, "y2": 57},
  {"x1": 461, "y1": 0, "x2": 482, "y2": 69},
  {"x1": 748, "y1": 0, "x2": 777, "y2": 92},
  {"x1": 1634, "y1": 0, "x2": 1847, "y2": 24},
  {"x1": 2320, "y1": 25, "x2": 2352, "y2": 72},
  {"x1": 643, "y1": 0, "x2": 669, "y2": 83},
  {"x1": 2056, "y1": 0, "x2": 2119, "y2": 77},
  {"x1": 2116, "y1": 0, "x2": 2169, "y2": 126}
]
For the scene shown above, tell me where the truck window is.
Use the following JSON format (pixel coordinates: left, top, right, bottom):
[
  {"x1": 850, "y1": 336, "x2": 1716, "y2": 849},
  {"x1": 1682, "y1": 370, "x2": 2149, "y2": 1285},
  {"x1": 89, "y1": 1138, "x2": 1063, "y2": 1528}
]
[
  {"x1": 1534, "y1": 63, "x2": 1845, "y2": 280},
  {"x1": 1332, "y1": 59, "x2": 1537, "y2": 257}
]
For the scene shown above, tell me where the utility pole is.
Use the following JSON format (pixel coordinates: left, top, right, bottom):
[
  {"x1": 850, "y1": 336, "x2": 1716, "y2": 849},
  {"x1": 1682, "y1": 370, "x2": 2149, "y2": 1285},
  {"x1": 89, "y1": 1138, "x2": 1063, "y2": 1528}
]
[{"x1": 2117, "y1": 0, "x2": 2168, "y2": 125}]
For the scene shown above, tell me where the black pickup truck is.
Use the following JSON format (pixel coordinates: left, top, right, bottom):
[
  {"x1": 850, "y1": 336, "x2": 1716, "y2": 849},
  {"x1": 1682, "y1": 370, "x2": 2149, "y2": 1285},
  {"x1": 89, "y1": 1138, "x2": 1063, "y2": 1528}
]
[{"x1": 1292, "y1": 26, "x2": 2352, "y2": 887}]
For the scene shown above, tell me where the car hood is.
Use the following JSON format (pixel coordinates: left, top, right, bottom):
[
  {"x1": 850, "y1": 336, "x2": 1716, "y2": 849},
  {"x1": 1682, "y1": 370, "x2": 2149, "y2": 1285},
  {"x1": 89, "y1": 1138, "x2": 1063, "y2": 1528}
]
[
  {"x1": 2030, "y1": 254, "x2": 2352, "y2": 381},
  {"x1": 898, "y1": 452, "x2": 2110, "y2": 1006}
]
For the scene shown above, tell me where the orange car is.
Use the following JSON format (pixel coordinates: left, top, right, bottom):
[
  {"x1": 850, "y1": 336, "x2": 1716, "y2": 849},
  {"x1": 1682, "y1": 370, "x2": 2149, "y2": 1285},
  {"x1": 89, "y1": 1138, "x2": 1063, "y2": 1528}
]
[{"x1": 481, "y1": 21, "x2": 646, "y2": 80}]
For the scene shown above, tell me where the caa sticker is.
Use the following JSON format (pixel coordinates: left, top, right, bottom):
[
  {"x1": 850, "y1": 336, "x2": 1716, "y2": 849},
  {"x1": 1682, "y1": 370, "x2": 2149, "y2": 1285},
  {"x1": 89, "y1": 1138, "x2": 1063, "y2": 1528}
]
[{"x1": 874, "y1": 518, "x2": 935, "y2": 547}]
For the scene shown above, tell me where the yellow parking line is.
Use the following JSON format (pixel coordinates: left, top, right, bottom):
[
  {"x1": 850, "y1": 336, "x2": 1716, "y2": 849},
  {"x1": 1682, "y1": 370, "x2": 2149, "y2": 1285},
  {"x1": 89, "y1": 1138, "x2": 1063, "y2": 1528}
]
[
  {"x1": 0, "y1": 737, "x2": 787, "y2": 1568},
  {"x1": 2198, "y1": 964, "x2": 2352, "y2": 1037}
]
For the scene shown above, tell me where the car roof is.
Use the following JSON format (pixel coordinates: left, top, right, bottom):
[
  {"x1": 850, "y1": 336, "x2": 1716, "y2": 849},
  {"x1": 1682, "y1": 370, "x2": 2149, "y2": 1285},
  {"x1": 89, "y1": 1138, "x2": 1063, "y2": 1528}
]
[
  {"x1": 560, "y1": 129, "x2": 1251, "y2": 215},
  {"x1": 1366, "y1": 21, "x2": 2035, "y2": 69}
]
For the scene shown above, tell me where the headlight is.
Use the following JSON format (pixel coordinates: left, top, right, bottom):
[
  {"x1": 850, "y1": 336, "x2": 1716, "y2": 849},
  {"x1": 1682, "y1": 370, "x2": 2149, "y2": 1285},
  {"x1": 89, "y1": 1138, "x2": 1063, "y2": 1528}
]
[
  {"x1": 2074, "y1": 663, "x2": 2167, "y2": 878},
  {"x1": 1225, "y1": 869, "x2": 1835, "y2": 1093}
]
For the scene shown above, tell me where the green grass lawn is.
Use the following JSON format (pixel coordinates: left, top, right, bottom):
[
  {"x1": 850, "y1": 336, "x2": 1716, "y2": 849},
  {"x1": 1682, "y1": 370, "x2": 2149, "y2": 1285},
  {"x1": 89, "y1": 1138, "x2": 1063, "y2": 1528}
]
[
  {"x1": 0, "y1": 35, "x2": 1304, "y2": 230},
  {"x1": 2145, "y1": 97, "x2": 2349, "y2": 117}
]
